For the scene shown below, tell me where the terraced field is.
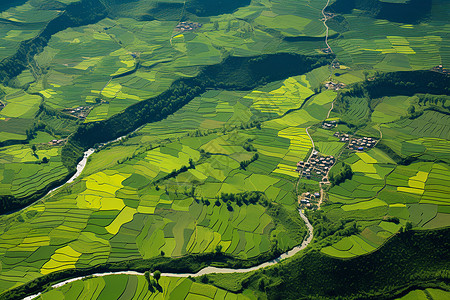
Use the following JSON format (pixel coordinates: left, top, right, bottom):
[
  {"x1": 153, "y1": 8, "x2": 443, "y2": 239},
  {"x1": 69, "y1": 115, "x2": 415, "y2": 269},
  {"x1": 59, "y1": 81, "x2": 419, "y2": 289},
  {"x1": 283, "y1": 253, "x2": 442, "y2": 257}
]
[
  {"x1": 34, "y1": 274, "x2": 252, "y2": 300},
  {"x1": 0, "y1": 143, "x2": 67, "y2": 198},
  {"x1": 0, "y1": 0, "x2": 449, "y2": 299}
]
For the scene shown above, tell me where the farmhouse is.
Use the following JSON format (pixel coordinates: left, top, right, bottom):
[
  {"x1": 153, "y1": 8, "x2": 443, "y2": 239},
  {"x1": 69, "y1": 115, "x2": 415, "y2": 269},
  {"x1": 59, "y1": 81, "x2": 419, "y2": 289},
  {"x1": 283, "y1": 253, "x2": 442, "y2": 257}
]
[
  {"x1": 324, "y1": 81, "x2": 346, "y2": 91},
  {"x1": 349, "y1": 136, "x2": 377, "y2": 151},
  {"x1": 175, "y1": 21, "x2": 202, "y2": 32},
  {"x1": 432, "y1": 65, "x2": 449, "y2": 74},
  {"x1": 63, "y1": 106, "x2": 91, "y2": 119},
  {"x1": 299, "y1": 190, "x2": 321, "y2": 209},
  {"x1": 49, "y1": 139, "x2": 64, "y2": 146},
  {"x1": 322, "y1": 120, "x2": 337, "y2": 129}
]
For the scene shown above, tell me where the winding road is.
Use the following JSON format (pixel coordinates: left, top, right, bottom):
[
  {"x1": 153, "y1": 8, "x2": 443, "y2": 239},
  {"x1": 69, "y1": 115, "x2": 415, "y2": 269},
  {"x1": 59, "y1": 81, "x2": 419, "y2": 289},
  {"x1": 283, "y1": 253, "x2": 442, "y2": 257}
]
[{"x1": 21, "y1": 1, "x2": 339, "y2": 298}]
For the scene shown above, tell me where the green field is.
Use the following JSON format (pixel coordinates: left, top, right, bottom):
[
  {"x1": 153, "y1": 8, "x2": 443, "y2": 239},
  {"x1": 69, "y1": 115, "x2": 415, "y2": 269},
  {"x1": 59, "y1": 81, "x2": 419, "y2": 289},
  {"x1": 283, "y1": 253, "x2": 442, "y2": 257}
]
[
  {"x1": 0, "y1": 0, "x2": 449, "y2": 299},
  {"x1": 34, "y1": 274, "x2": 253, "y2": 300}
]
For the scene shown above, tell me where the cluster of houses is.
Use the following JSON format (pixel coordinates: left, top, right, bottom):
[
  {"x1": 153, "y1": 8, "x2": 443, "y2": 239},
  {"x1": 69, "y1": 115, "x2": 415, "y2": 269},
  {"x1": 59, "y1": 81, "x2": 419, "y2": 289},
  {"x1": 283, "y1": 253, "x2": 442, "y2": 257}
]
[
  {"x1": 300, "y1": 192, "x2": 321, "y2": 208},
  {"x1": 322, "y1": 120, "x2": 337, "y2": 129},
  {"x1": 348, "y1": 136, "x2": 377, "y2": 151},
  {"x1": 334, "y1": 132, "x2": 350, "y2": 142},
  {"x1": 324, "y1": 81, "x2": 346, "y2": 91},
  {"x1": 321, "y1": 47, "x2": 332, "y2": 54},
  {"x1": 49, "y1": 139, "x2": 64, "y2": 146},
  {"x1": 297, "y1": 151, "x2": 336, "y2": 180},
  {"x1": 175, "y1": 21, "x2": 202, "y2": 32},
  {"x1": 432, "y1": 65, "x2": 449, "y2": 74},
  {"x1": 63, "y1": 106, "x2": 90, "y2": 119},
  {"x1": 331, "y1": 61, "x2": 341, "y2": 69}
]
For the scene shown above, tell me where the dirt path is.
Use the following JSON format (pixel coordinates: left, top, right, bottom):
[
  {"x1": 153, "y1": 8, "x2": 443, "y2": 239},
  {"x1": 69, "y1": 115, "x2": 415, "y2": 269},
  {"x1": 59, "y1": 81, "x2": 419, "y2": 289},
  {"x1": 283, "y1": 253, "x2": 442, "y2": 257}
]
[{"x1": 321, "y1": 0, "x2": 332, "y2": 52}]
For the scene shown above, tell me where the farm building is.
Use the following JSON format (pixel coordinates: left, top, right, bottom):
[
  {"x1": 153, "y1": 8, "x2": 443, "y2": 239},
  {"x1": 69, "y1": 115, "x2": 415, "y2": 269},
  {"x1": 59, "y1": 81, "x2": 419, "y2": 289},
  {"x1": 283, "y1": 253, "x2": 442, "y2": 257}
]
[{"x1": 349, "y1": 136, "x2": 377, "y2": 151}]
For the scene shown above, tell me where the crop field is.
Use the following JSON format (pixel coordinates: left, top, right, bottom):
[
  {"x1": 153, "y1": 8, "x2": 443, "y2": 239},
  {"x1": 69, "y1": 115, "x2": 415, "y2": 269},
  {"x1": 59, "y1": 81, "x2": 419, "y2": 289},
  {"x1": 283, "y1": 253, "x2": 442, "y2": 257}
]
[
  {"x1": 381, "y1": 110, "x2": 450, "y2": 162},
  {"x1": 245, "y1": 76, "x2": 314, "y2": 116},
  {"x1": 329, "y1": 13, "x2": 450, "y2": 70},
  {"x1": 371, "y1": 96, "x2": 412, "y2": 123},
  {"x1": 0, "y1": 126, "x2": 306, "y2": 291},
  {"x1": 396, "y1": 288, "x2": 450, "y2": 300},
  {"x1": 0, "y1": 0, "x2": 449, "y2": 297},
  {"x1": 323, "y1": 151, "x2": 449, "y2": 258},
  {"x1": 20, "y1": 0, "x2": 333, "y2": 125},
  {"x1": 34, "y1": 274, "x2": 251, "y2": 300},
  {"x1": 0, "y1": 1, "x2": 65, "y2": 60},
  {"x1": 0, "y1": 54, "x2": 337, "y2": 291},
  {"x1": 0, "y1": 144, "x2": 67, "y2": 198},
  {"x1": 0, "y1": 86, "x2": 43, "y2": 142}
]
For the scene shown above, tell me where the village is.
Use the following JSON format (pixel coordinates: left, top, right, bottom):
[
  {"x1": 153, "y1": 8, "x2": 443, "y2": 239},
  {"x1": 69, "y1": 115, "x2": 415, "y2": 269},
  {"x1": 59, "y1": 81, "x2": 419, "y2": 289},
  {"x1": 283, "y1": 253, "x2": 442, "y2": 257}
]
[
  {"x1": 431, "y1": 64, "x2": 449, "y2": 74},
  {"x1": 297, "y1": 130, "x2": 379, "y2": 210},
  {"x1": 62, "y1": 106, "x2": 91, "y2": 119},
  {"x1": 175, "y1": 21, "x2": 203, "y2": 32},
  {"x1": 297, "y1": 151, "x2": 336, "y2": 181},
  {"x1": 324, "y1": 80, "x2": 346, "y2": 91}
]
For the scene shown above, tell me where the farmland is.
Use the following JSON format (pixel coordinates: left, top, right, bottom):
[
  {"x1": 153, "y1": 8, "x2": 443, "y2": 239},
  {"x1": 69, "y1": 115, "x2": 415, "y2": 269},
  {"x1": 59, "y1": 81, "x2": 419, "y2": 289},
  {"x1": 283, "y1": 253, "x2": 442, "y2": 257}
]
[
  {"x1": 34, "y1": 274, "x2": 252, "y2": 300},
  {"x1": 0, "y1": 0, "x2": 449, "y2": 299}
]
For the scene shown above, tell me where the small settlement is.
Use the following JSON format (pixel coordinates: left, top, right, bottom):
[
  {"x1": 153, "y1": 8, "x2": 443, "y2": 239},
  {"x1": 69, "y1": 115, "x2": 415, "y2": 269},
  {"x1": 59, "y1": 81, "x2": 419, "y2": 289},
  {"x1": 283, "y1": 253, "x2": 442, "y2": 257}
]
[
  {"x1": 297, "y1": 151, "x2": 336, "y2": 180},
  {"x1": 334, "y1": 131, "x2": 350, "y2": 142},
  {"x1": 432, "y1": 65, "x2": 449, "y2": 74},
  {"x1": 348, "y1": 136, "x2": 377, "y2": 151},
  {"x1": 324, "y1": 81, "x2": 346, "y2": 91},
  {"x1": 49, "y1": 139, "x2": 65, "y2": 146},
  {"x1": 62, "y1": 106, "x2": 91, "y2": 119},
  {"x1": 334, "y1": 132, "x2": 377, "y2": 151},
  {"x1": 175, "y1": 21, "x2": 202, "y2": 32},
  {"x1": 299, "y1": 191, "x2": 321, "y2": 208},
  {"x1": 322, "y1": 120, "x2": 337, "y2": 129}
]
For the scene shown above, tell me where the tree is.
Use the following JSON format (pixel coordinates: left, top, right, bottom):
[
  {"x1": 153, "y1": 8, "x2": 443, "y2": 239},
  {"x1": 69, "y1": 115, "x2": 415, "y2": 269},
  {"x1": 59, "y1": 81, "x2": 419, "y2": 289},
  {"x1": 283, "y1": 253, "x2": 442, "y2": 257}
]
[
  {"x1": 144, "y1": 271, "x2": 153, "y2": 291},
  {"x1": 213, "y1": 21, "x2": 219, "y2": 30},
  {"x1": 200, "y1": 275, "x2": 209, "y2": 283},
  {"x1": 42, "y1": 157, "x2": 49, "y2": 164},
  {"x1": 408, "y1": 105, "x2": 416, "y2": 114},
  {"x1": 215, "y1": 244, "x2": 222, "y2": 255},
  {"x1": 31, "y1": 144, "x2": 37, "y2": 155},
  {"x1": 258, "y1": 278, "x2": 266, "y2": 291},
  {"x1": 153, "y1": 270, "x2": 161, "y2": 282},
  {"x1": 405, "y1": 222, "x2": 413, "y2": 231}
]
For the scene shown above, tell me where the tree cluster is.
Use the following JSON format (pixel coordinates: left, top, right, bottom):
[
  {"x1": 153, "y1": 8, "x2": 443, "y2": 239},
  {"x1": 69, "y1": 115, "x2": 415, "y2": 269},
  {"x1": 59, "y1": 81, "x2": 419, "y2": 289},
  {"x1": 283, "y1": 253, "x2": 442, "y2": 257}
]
[
  {"x1": 239, "y1": 153, "x2": 259, "y2": 170},
  {"x1": 328, "y1": 162, "x2": 353, "y2": 186}
]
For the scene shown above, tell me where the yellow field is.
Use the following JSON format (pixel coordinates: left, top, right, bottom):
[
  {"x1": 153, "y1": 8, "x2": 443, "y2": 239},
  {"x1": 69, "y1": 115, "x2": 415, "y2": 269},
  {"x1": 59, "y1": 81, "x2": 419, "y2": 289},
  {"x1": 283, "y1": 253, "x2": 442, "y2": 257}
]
[
  {"x1": 41, "y1": 246, "x2": 81, "y2": 275},
  {"x1": 105, "y1": 206, "x2": 136, "y2": 234},
  {"x1": 397, "y1": 186, "x2": 424, "y2": 195},
  {"x1": 246, "y1": 77, "x2": 313, "y2": 116},
  {"x1": 73, "y1": 57, "x2": 102, "y2": 70},
  {"x1": 278, "y1": 127, "x2": 312, "y2": 162},
  {"x1": 101, "y1": 82, "x2": 122, "y2": 98}
]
